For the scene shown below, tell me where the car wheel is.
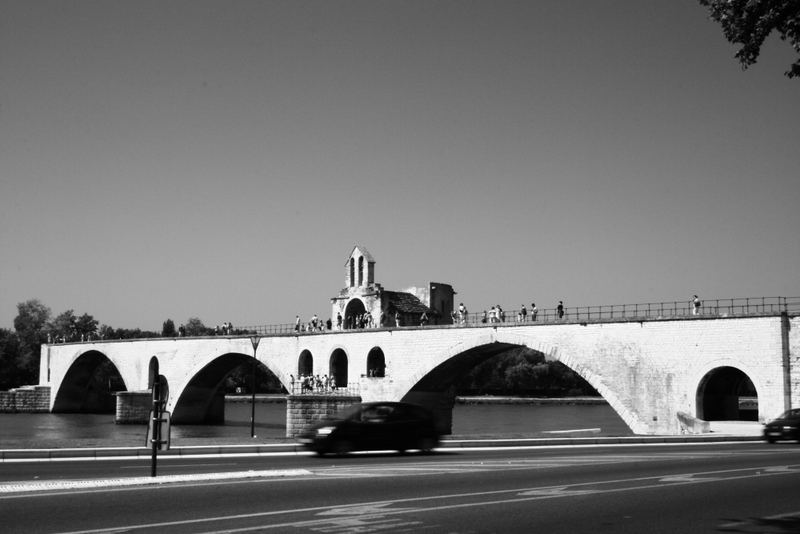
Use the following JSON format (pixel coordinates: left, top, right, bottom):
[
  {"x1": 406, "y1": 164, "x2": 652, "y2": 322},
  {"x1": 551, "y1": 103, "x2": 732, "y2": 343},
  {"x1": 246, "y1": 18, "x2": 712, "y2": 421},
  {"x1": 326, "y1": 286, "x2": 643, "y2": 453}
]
[
  {"x1": 332, "y1": 440, "x2": 353, "y2": 456},
  {"x1": 417, "y1": 437, "x2": 437, "y2": 454},
  {"x1": 766, "y1": 437, "x2": 777, "y2": 444}
]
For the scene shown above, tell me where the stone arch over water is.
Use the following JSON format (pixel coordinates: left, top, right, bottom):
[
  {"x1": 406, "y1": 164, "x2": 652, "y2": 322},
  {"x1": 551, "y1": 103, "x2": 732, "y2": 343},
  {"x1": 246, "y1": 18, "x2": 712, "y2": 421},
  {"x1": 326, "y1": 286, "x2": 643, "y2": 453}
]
[
  {"x1": 397, "y1": 329, "x2": 644, "y2": 434},
  {"x1": 171, "y1": 352, "x2": 278, "y2": 424},
  {"x1": 52, "y1": 350, "x2": 126, "y2": 413}
]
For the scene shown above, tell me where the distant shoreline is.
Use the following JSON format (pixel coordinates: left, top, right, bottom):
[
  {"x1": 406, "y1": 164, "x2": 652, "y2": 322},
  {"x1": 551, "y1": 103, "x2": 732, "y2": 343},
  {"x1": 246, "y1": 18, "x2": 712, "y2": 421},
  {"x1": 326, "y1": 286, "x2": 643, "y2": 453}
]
[
  {"x1": 225, "y1": 394, "x2": 607, "y2": 405},
  {"x1": 455, "y1": 396, "x2": 606, "y2": 405}
]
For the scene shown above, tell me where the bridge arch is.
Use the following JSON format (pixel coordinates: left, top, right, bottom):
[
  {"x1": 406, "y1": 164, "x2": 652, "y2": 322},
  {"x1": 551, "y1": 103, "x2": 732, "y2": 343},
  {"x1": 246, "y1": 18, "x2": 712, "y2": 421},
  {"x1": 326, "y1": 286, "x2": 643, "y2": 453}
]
[
  {"x1": 367, "y1": 347, "x2": 385, "y2": 377},
  {"x1": 397, "y1": 329, "x2": 645, "y2": 434},
  {"x1": 298, "y1": 349, "x2": 313, "y2": 376},
  {"x1": 329, "y1": 348, "x2": 348, "y2": 387},
  {"x1": 171, "y1": 352, "x2": 280, "y2": 424},
  {"x1": 696, "y1": 366, "x2": 758, "y2": 422},
  {"x1": 52, "y1": 350, "x2": 126, "y2": 413}
]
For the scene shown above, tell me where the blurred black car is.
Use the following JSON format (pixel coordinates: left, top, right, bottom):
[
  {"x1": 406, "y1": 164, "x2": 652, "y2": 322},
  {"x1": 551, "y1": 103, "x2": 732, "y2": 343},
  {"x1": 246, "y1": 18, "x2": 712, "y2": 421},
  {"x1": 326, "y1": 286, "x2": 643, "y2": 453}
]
[
  {"x1": 298, "y1": 402, "x2": 441, "y2": 456},
  {"x1": 763, "y1": 409, "x2": 800, "y2": 443}
]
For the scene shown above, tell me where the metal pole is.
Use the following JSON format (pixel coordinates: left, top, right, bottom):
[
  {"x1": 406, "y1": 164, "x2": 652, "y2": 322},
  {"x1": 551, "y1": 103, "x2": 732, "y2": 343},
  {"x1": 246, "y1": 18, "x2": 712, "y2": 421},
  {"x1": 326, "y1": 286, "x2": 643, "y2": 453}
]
[
  {"x1": 250, "y1": 355, "x2": 256, "y2": 438},
  {"x1": 250, "y1": 336, "x2": 260, "y2": 439},
  {"x1": 151, "y1": 378, "x2": 160, "y2": 477}
]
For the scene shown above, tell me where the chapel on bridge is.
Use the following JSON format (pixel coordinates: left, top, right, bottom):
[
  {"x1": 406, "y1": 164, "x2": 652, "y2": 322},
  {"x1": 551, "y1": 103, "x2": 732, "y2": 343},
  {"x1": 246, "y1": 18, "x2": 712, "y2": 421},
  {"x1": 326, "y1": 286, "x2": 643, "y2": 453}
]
[{"x1": 330, "y1": 245, "x2": 456, "y2": 328}]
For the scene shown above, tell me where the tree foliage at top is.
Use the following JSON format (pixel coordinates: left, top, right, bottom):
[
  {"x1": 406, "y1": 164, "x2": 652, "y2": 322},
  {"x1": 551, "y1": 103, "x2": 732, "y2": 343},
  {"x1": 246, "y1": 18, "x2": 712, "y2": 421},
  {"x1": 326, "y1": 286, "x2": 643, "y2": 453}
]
[
  {"x1": 456, "y1": 347, "x2": 599, "y2": 397},
  {"x1": 0, "y1": 328, "x2": 25, "y2": 390},
  {"x1": 162, "y1": 318, "x2": 176, "y2": 337},
  {"x1": 14, "y1": 299, "x2": 50, "y2": 352},
  {"x1": 698, "y1": 0, "x2": 800, "y2": 77},
  {"x1": 184, "y1": 317, "x2": 214, "y2": 336},
  {"x1": 11, "y1": 299, "x2": 51, "y2": 386}
]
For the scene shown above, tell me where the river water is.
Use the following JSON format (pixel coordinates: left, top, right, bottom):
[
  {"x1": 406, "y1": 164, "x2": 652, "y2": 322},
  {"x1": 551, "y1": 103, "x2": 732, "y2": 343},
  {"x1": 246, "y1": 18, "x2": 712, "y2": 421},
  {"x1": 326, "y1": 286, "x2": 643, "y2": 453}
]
[{"x1": 0, "y1": 400, "x2": 632, "y2": 449}]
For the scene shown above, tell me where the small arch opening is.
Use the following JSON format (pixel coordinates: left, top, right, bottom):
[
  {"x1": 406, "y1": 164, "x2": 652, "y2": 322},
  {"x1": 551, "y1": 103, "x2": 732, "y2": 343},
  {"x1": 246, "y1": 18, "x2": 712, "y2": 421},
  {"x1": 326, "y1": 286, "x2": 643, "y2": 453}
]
[
  {"x1": 349, "y1": 258, "x2": 355, "y2": 288},
  {"x1": 329, "y1": 348, "x2": 348, "y2": 388},
  {"x1": 696, "y1": 366, "x2": 758, "y2": 421},
  {"x1": 367, "y1": 347, "x2": 386, "y2": 378},
  {"x1": 298, "y1": 350, "x2": 313, "y2": 376}
]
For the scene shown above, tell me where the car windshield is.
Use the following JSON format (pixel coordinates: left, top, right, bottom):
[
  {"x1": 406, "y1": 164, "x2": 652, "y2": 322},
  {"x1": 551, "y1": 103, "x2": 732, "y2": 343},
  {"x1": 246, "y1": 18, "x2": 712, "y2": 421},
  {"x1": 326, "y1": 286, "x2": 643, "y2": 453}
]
[
  {"x1": 777, "y1": 409, "x2": 800, "y2": 419},
  {"x1": 358, "y1": 404, "x2": 395, "y2": 423}
]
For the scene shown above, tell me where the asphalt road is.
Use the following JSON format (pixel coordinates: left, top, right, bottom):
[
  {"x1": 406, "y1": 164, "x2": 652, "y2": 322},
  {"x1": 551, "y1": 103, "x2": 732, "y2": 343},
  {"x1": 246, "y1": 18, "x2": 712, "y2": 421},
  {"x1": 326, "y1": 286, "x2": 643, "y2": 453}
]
[{"x1": 2, "y1": 442, "x2": 800, "y2": 533}]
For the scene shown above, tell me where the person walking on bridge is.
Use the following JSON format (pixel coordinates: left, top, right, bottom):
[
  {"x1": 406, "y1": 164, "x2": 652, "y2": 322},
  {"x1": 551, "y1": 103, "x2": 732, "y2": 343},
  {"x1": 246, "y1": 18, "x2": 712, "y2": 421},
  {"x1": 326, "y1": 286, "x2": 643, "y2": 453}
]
[{"x1": 557, "y1": 301, "x2": 564, "y2": 320}]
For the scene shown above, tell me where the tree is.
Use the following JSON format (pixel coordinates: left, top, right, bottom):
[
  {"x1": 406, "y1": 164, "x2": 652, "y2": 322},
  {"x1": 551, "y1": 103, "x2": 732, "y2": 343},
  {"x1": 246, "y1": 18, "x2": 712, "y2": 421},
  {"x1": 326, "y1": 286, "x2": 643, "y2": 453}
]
[
  {"x1": 75, "y1": 313, "x2": 99, "y2": 340},
  {"x1": 162, "y1": 319, "x2": 176, "y2": 337},
  {"x1": 96, "y1": 325, "x2": 159, "y2": 340},
  {"x1": 184, "y1": 317, "x2": 212, "y2": 337},
  {"x1": 49, "y1": 310, "x2": 78, "y2": 342},
  {"x1": 13, "y1": 299, "x2": 51, "y2": 385},
  {"x1": 455, "y1": 347, "x2": 598, "y2": 397},
  {"x1": 14, "y1": 299, "x2": 50, "y2": 348},
  {"x1": 698, "y1": 0, "x2": 800, "y2": 78},
  {"x1": 0, "y1": 328, "x2": 23, "y2": 390}
]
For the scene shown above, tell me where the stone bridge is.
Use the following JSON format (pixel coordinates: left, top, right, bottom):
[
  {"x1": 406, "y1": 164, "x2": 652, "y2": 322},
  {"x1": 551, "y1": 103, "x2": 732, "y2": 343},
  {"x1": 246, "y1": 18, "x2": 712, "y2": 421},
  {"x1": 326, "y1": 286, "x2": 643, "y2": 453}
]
[{"x1": 40, "y1": 311, "x2": 800, "y2": 435}]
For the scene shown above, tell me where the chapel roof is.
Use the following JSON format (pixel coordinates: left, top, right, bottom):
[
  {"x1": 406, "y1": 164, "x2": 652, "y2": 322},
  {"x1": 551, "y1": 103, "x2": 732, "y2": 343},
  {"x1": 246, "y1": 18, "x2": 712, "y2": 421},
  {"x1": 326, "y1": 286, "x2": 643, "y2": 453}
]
[
  {"x1": 345, "y1": 245, "x2": 375, "y2": 265},
  {"x1": 382, "y1": 291, "x2": 432, "y2": 314}
]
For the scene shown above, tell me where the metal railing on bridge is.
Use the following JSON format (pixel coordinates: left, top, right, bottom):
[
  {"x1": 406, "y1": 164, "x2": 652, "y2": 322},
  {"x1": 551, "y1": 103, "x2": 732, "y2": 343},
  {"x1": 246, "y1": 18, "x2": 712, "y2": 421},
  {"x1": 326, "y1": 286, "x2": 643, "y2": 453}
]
[
  {"x1": 475, "y1": 295, "x2": 799, "y2": 325},
  {"x1": 238, "y1": 296, "x2": 798, "y2": 335},
  {"x1": 287, "y1": 381, "x2": 360, "y2": 396},
  {"x1": 56, "y1": 296, "x2": 796, "y2": 343}
]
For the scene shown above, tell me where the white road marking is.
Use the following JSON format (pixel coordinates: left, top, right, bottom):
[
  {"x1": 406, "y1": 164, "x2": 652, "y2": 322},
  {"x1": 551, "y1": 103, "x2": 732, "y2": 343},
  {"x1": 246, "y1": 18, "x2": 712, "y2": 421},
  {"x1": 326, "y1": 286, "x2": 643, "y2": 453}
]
[
  {"x1": 717, "y1": 510, "x2": 800, "y2": 532},
  {"x1": 658, "y1": 474, "x2": 720, "y2": 483},
  {"x1": 51, "y1": 464, "x2": 800, "y2": 534},
  {"x1": 541, "y1": 428, "x2": 601, "y2": 434},
  {"x1": 0, "y1": 469, "x2": 312, "y2": 494}
]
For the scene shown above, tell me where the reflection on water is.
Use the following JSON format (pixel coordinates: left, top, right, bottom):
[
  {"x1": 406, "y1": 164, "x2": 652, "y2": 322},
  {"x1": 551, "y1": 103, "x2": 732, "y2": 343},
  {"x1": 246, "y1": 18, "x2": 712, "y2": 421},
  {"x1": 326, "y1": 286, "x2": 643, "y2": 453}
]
[{"x1": 0, "y1": 400, "x2": 632, "y2": 449}]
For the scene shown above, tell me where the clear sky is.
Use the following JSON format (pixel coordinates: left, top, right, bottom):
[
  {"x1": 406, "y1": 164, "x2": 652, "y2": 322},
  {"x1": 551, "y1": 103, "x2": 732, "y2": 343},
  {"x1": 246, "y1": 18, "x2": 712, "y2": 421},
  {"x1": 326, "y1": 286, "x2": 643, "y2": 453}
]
[{"x1": 1, "y1": 0, "x2": 798, "y2": 331}]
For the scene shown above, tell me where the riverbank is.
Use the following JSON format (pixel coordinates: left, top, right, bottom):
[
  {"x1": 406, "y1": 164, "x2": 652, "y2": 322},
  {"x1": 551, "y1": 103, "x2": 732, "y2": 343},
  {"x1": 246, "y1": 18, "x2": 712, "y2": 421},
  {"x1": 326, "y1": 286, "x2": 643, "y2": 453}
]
[
  {"x1": 225, "y1": 394, "x2": 607, "y2": 405},
  {"x1": 456, "y1": 396, "x2": 606, "y2": 405}
]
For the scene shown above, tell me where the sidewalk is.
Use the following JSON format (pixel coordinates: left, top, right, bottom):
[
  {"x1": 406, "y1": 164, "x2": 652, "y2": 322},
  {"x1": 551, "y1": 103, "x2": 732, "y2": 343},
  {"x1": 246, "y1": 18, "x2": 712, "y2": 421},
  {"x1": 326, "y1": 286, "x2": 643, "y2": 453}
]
[{"x1": 0, "y1": 432, "x2": 762, "y2": 462}]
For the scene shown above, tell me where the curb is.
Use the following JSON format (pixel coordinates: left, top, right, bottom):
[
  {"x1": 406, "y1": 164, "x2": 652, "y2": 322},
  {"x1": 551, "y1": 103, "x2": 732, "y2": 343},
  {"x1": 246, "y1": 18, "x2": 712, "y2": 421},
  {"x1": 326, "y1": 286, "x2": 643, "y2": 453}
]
[{"x1": 0, "y1": 434, "x2": 762, "y2": 461}]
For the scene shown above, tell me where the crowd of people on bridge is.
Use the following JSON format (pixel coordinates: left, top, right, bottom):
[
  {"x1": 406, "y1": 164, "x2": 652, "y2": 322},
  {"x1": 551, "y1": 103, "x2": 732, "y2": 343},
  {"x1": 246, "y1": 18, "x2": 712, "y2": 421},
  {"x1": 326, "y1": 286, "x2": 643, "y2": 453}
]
[
  {"x1": 290, "y1": 374, "x2": 337, "y2": 394},
  {"x1": 295, "y1": 314, "x2": 333, "y2": 333},
  {"x1": 289, "y1": 300, "x2": 571, "y2": 334}
]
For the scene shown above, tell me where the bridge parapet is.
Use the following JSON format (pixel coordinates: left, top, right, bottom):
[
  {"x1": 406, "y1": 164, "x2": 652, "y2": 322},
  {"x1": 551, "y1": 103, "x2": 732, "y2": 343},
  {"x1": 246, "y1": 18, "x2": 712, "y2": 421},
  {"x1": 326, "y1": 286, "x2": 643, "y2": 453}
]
[{"x1": 236, "y1": 296, "x2": 800, "y2": 335}]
